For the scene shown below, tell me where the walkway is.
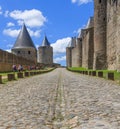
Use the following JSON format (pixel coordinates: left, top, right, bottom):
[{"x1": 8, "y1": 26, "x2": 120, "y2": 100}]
[{"x1": 0, "y1": 68, "x2": 120, "y2": 129}]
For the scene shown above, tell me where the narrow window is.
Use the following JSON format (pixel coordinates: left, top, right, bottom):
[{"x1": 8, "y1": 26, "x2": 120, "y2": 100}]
[
  {"x1": 28, "y1": 51, "x2": 31, "y2": 54},
  {"x1": 99, "y1": 0, "x2": 101, "y2": 3},
  {"x1": 18, "y1": 51, "x2": 20, "y2": 54}
]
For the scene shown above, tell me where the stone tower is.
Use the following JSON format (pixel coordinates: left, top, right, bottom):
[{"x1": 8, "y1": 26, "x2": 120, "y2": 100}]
[
  {"x1": 66, "y1": 37, "x2": 75, "y2": 67},
  {"x1": 107, "y1": 0, "x2": 119, "y2": 70},
  {"x1": 71, "y1": 37, "x2": 82, "y2": 67},
  {"x1": 93, "y1": 0, "x2": 107, "y2": 70},
  {"x1": 12, "y1": 23, "x2": 37, "y2": 63},
  {"x1": 81, "y1": 17, "x2": 94, "y2": 69},
  {"x1": 38, "y1": 35, "x2": 53, "y2": 65},
  {"x1": 66, "y1": 47, "x2": 72, "y2": 67}
]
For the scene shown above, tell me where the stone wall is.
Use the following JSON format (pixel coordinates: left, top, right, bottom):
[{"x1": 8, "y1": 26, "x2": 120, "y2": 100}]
[
  {"x1": 66, "y1": 47, "x2": 72, "y2": 67},
  {"x1": 107, "y1": 0, "x2": 120, "y2": 71},
  {"x1": 71, "y1": 38, "x2": 82, "y2": 67},
  {"x1": 12, "y1": 47, "x2": 37, "y2": 64},
  {"x1": 66, "y1": 0, "x2": 120, "y2": 70},
  {"x1": 0, "y1": 49, "x2": 35, "y2": 72},
  {"x1": 82, "y1": 28, "x2": 94, "y2": 69},
  {"x1": 93, "y1": 0, "x2": 107, "y2": 70}
]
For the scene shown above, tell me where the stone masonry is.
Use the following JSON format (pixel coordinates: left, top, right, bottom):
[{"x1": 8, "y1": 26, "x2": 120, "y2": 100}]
[{"x1": 66, "y1": 0, "x2": 120, "y2": 70}]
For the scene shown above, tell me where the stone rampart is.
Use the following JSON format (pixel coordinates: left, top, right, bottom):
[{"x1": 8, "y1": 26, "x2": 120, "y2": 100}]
[{"x1": 0, "y1": 49, "x2": 35, "y2": 72}]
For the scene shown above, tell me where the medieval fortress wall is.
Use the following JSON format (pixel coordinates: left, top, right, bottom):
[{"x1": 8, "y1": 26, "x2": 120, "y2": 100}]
[
  {"x1": 66, "y1": 0, "x2": 120, "y2": 71},
  {"x1": 0, "y1": 49, "x2": 35, "y2": 72}
]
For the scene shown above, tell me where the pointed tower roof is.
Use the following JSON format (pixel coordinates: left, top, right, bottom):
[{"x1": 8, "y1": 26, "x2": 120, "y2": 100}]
[
  {"x1": 41, "y1": 35, "x2": 50, "y2": 47},
  {"x1": 12, "y1": 23, "x2": 36, "y2": 49}
]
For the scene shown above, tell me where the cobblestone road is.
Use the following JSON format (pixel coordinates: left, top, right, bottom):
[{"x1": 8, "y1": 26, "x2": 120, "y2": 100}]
[{"x1": 0, "y1": 68, "x2": 120, "y2": 129}]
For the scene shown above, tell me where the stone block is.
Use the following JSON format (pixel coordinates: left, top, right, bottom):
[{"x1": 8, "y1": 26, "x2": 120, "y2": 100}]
[
  {"x1": 17, "y1": 72, "x2": 24, "y2": 78},
  {"x1": 0, "y1": 75, "x2": 2, "y2": 83},
  {"x1": 92, "y1": 71, "x2": 96, "y2": 76},
  {"x1": 107, "y1": 72, "x2": 114, "y2": 81},
  {"x1": 98, "y1": 71, "x2": 103, "y2": 77},
  {"x1": 24, "y1": 72, "x2": 29, "y2": 77},
  {"x1": 8, "y1": 74, "x2": 15, "y2": 81},
  {"x1": 30, "y1": 72, "x2": 34, "y2": 76}
]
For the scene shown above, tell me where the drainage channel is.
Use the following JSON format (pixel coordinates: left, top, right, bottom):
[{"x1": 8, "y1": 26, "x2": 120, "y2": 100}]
[
  {"x1": 45, "y1": 70, "x2": 66, "y2": 128},
  {"x1": 45, "y1": 70, "x2": 79, "y2": 129}
]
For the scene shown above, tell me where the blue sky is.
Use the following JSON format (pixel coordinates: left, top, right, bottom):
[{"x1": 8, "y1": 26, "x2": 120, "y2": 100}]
[{"x1": 0, "y1": 0, "x2": 93, "y2": 66}]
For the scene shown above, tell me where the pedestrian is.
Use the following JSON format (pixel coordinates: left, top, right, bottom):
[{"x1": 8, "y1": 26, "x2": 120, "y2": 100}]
[
  {"x1": 18, "y1": 64, "x2": 23, "y2": 72},
  {"x1": 12, "y1": 64, "x2": 17, "y2": 72}
]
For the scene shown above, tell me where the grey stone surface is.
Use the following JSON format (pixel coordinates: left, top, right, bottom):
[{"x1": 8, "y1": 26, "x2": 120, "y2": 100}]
[{"x1": 0, "y1": 68, "x2": 120, "y2": 128}]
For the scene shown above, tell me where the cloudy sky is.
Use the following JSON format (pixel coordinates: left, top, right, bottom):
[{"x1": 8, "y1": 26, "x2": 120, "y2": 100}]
[{"x1": 0, "y1": 0, "x2": 93, "y2": 66}]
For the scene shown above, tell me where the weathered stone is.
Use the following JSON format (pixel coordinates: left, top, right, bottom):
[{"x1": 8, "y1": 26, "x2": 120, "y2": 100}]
[
  {"x1": 7, "y1": 74, "x2": 15, "y2": 81},
  {"x1": 30, "y1": 72, "x2": 34, "y2": 76},
  {"x1": 107, "y1": 72, "x2": 114, "y2": 81},
  {"x1": 98, "y1": 71, "x2": 103, "y2": 78},
  {"x1": 92, "y1": 71, "x2": 96, "y2": 76},
  {"x1": 38, "y1": 36, "x2": 53, "y2": 65},
  {"x1": 24, "y1": 72, "x2": 29, "y2": 77},
  {"x1": 17, "y1": 72, "x2": 24, "y2": 78},
  {"x1": 0, "y1": 75, "x2": 2, "y2": 83}
]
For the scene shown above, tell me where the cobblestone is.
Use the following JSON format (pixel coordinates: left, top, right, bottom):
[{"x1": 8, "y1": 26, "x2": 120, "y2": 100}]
[{"x1": 0, "y1": 68, "x2": 120, "y2": 129}]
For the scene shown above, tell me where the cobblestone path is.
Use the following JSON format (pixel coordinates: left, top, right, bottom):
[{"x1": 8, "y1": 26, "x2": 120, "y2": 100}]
[{"x1": 0, "y1": 68, "x2": 120, "y2": 129}]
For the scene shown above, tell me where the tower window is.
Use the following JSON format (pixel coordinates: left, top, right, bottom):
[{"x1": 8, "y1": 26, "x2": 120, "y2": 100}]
[
  {"x1": 18, "y1": 51, "x2": 20, "y2": 54},
  {"x1": 99, "y1": 0, "x2": 101, "y2": 3},
  {"x1": 28, "y1": 51, "x2": 31, "y2": 54}
]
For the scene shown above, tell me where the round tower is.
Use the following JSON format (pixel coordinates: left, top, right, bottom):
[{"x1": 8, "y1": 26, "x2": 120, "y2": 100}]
[
  {"x1": 12, "y1": 23, "x2": 37, "y2": 64},
  {"x1": 38, "y1": 35, "x2": 53, "y2": 65},
  {"x1": 76, "y1": 38, "x2": 82, "y2": 67},
  {"x1": 66, "y1": 37, "x2": 75, "y2": 67},
  {"x1": 66, "y1": 47, "x2": 72, "y2": 67},
  {"x1": 93, "y1": 0, "x2": 107, "y2": 70}
]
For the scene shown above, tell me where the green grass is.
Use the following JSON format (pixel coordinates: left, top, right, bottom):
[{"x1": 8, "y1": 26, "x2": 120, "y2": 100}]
[
  {"x1": 0, "y1": 67, "x2": 55, "y2": 84},
  {"x1": 68, "y1": 67, "x2": 87, "y2": 71},
  {"x1": 67, "y1": 67, "x2": 120, "y2": 82}
]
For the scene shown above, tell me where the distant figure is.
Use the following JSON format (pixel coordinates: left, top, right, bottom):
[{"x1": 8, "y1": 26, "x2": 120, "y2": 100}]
[
  {"x1": 18, "y1": 64, "x2": 23, "y2": 72},
  {"x1": 12, "y1": 64, "x2": 17, "y2": 72}
]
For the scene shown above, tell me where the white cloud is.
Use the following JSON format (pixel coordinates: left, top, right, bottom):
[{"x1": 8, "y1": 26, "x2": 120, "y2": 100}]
[
  {"x1": 3, "y1": 27, "x2": 41, "y2": 38},
  {"x1": 71, "y1": 0, "x2": 76, "y2": 3},
  {"x1": 8, "y1": 9, "x2": 46, "y2": 28},
  {"x1": 71, "y1": 0, "x2": 92, "y2": 5},
  {"x1": 51, "y1": 37, "x2": 71, "y2": 54},
  {"x1": 3, "y1": 29, "x2": 20, "y2": 37},
  {"x1": 6, "y1": 49, "x2": 11, "y2": 53},
  {"x1": 7, "y1": 22, "x2": 15, "y2": 27},
  {"x1": 4, "y1": 11, "x2": 9, "y2": 17},
  {"x1": 0, "y1": 6, "x2": 2, "y2": 15},
  {"x1": 27, "y1": 28, "x2": 41, "y2": 37},
  {"x1": 54, "y1": 56, "x2": 66, "y2": 63}
]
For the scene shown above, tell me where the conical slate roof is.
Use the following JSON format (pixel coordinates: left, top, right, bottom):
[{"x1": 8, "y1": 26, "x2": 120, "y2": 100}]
[
  {"x1": 41, "y1": 35, "x2": 50, "y2": 46},
  {"x1": 12, "y1": 23, "x2": 36, "y2": 49}
]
